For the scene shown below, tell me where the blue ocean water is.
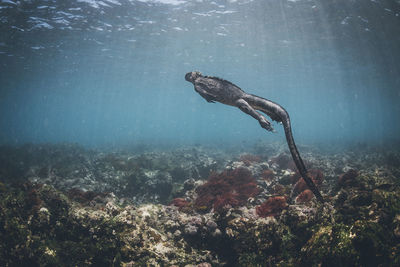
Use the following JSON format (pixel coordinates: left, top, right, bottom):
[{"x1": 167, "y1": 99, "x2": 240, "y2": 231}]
[{"x1": 0, "y1": 0, "x2": 399, "y2": 148}]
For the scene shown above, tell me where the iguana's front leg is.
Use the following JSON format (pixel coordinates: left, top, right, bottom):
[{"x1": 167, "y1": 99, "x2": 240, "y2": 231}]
[
  {"x1": 235, "y1": 99, "x2": 275, "y2": 132},
  {"x1": 195, "y1": 84, "x2": 217, "y2": 103}
]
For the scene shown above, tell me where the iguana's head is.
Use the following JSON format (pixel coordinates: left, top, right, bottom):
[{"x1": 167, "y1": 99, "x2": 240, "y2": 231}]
[{"x1": 185, "y1": 71, "x2": 202, "y2": 83}]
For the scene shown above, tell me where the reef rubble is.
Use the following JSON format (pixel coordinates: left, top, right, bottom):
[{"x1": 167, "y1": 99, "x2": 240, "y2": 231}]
[{"x1": 0, "y1": 142, "x2": 399, "y2": 266}]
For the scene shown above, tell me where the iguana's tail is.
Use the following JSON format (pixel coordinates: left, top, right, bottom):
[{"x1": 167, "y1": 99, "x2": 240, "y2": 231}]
[
  {"x1": 243, "y1": 94, "x2": 324, "y2": 202},
  {"x1": 281, "y1": 115, "x2": 324, "y2": 203}
]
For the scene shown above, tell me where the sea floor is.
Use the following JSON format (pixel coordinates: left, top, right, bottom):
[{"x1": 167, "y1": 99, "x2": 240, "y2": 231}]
[{"x1": 0, "y1": 142, "x2": 399, "y2": 266}]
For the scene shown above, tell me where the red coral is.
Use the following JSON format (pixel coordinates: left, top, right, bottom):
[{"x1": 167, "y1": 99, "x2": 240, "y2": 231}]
[
  {"x1": 256, "y1": 196, "x2": 288, "y2": 217},
  {"x1": 310, "y1": 169, "x2": 324, "y2": 185},
  {"x1": 170, "y1": 198, "x2": 190, "y2": 210},
  {"x1": 295, "y1": 189, "x2": 314, "y2": 203},
  {"x1": 292, "y1": 169, "x2": 324, "y2": 195},
  {"x1": 194, "y1": 168, "x2": 260, "y2": 213},
  {"x1": 270, "y1": 153, "x2": 312, "y2": 171},
  {"x1": 261, "y1": 169, "x2": 274, "y2": 180},
  {"x1": 293, "y1": 179, "x2": 308, "y2": 195},
  {"x1": 269, "y1": 153, "x2": 295, "y2": 170},
  {"x1": 239, "y1": 154, "x2": 261, "y2": 166},
  {"x1": 213, "y1": 191, "x2": 240, "y2": 211},
  {"x1": 338, "y1": 169, "x2": 359, "y2": 187}
]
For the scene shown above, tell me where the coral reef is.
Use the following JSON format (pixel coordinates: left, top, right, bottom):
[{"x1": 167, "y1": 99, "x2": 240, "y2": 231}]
[
  {"x1": 256, "y1": 196, "x2": 288, "y2": 217},
  {"x1": 0, "y1": 144, "x2": 228, "y2": 204},
  {"x1": 292, "y1": 169, "x2": 324, "y2": 196},
  {"x1": 239, "y1": 154, "x2": 261, "y2": 167},
  {"x1": 260, "y1": 169, "x2": 274, "y2": 181},
  {"x1": 170, "y1": 197, "x2": 191, "y2": 211},
  {"x1": 194, "y1": 168, "x2": 260, "y2": 212},
  {"x1": 0, "y1": 182, "x2": 220, "y2": 266},
  {"x1": 295, "y1": 189, "x2": 314, "y2": 203},
  {"x1": 338, "y1": 169, "x2": 359, "y2": 187},
  {"x1": 268, "y1": 152, "x2": 298, "y2": 171},
  {"x1": 1, "y1": 142, "x2": 400, "y2": 266}
]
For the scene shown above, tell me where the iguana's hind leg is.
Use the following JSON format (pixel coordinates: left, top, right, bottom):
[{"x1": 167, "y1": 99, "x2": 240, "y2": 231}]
[
  {"x1": 243, "y1": 94, "x2": 286, "y2": 123},
  {"x1": 235, "y1": 99, "x2": 275, "y2": 132}
]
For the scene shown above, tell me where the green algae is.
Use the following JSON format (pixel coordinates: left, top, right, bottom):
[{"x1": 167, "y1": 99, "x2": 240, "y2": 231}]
[
  {"x1": 300, "y1": 224, "x2": 357, "y2": 266},
  {"x1": 372, "y1": 188, "x2": 400, "y2": 216}
]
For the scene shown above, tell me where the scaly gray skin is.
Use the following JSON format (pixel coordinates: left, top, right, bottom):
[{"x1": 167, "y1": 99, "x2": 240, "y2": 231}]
[{"x1": 185, "y1": 71, "x2": 324, "y2": 203}]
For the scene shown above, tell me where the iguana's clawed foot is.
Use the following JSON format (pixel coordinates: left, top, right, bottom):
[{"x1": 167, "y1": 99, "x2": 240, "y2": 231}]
[{"x1": 259, "y1": 118, "x2": 275, "y2": 132}]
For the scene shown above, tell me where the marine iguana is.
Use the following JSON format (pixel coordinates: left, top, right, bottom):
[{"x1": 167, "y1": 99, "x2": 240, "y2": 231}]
[{"x1": 185, "y1": 71, "x2": 324, "y2": 203}]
